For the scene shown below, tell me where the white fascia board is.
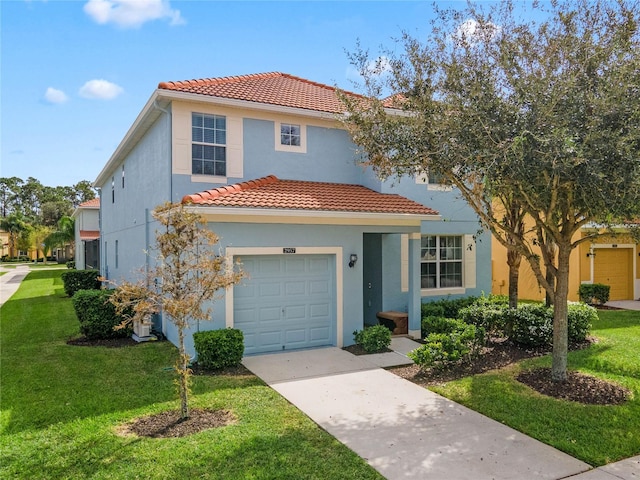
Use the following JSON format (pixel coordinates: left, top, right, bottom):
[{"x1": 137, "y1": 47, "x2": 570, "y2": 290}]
[
  {"x1": 186, "y1": 205, "x2": 440, "y2": 226},
  {"x1": 93, "y1": 91, "x2": 166, "y2": 187},
  {"x1": 157, "y1": 90, "x2": 340, "y2": 122}
]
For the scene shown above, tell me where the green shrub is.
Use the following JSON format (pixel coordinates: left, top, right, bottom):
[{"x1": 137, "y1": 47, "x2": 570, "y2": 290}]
[
  {"x1": 193, "y1": 328, "x2": 244, "y2": 370},
  {"x1": 66, "y1": 261, "x2": 76, "y2": 269},
  {"x1": 421, "y1": 303, "x2": 446, "y2": 319},
  {"x1": 72, "y1": 289, "x2": 132, "y2": 339},
  {"x1": 567, "y1": 303, "x2": 597, "y2": 342},
  {"x1": 459, "y1": 303, "x2": 507, "y2": 335},
  {"x1": 578, "y1": 283, "x2": 610, "y2": 305},
  {"x1": 61, "y1": 270, "x2": 101, "y2": 297},
  {"x1": 353, "y1": 324, "x2": 392, "y2": 353},
  {"x1": 408, "y1": 323, "x2": 479, "y2": 369},
  {"x1": 421, "y1": 296, "x2": 478, "y2": 320},
  {"x1": 507, "y1": 304, "x2": 553, "y2": 347}
]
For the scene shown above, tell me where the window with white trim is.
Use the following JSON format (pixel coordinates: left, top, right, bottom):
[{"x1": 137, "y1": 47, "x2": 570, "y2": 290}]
[
  {"x1": 421, "y1": 235, "x2": 463, "y2": 289},
  {"x1": 280, "y1": 123, "x2": 301, "y2": 146},
  {"x1": 192, "y1": 113, "x2": 226, "y2": 176}
]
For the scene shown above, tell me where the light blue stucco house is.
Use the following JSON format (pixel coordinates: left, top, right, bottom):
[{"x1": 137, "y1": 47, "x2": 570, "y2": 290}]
[{"x1": 93, "y1": 72, "x2": 491, "y2": 356}]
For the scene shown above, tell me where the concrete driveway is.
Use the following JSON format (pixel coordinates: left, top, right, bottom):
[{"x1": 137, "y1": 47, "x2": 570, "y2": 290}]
[{"x1": 243, "y1": 347, "x2": 593, "y2": 480}]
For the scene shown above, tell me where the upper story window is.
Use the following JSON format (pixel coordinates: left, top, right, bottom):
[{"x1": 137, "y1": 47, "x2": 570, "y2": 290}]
[
  {"x1": 111, "y1": 177, "x2": 115, "y2": 203},
  {"x1": 121, "y1": 165, "x2": 125, "y2": 188},
  {"x1": 192, "y1": 113, "x2": 226, "y2": 176},
  {"x1": 275, "y1": 121, "x2": 306, "y2": 153},
  {"x1": 415, "y1": 169, "x2": 452, "y2": 191},
  {"x1": 280, "y1": 123, "x2": 301, "y2": 146},
  {"x1": 421, "y1": 235, "x2": 463, "y2": 289}
]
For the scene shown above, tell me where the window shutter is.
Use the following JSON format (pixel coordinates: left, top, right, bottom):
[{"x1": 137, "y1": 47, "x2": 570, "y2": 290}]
[
  {"x1": 464, "y1": 234, "x2": 476, "y2": 288},
  {"x1": 225, "y1": 116, "x2": 243, "y2": 178}
]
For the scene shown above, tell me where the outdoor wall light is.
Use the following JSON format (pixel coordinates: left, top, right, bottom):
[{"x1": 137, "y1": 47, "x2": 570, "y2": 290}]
[{"x1": 349, "y1": 254, "x2": 358, "y2": 268}]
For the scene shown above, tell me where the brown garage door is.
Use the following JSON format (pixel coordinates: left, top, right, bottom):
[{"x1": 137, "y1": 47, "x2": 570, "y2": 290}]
[{"x1": 594, "y1": 248, "x2": 633, "y2": 300}]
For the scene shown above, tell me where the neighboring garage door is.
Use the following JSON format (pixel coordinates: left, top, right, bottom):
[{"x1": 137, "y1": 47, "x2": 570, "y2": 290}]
[
  {"x1": 234, "y1": 254, "x2": 335, "y2": 355},
  {"x1": 594, "y1": 248, "x2": 634, "y2": 301}
]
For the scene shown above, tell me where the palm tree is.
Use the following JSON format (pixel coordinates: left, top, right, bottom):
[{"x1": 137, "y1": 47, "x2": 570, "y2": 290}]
[
  {"x1": 45, "y1": 216, "x2": 75, "y2": 261},
  {"x1": 0, "y1": 213, "x2": 29, "y2": 258}
]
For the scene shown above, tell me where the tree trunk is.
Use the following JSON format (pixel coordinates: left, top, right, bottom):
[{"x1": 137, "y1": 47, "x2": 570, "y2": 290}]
[
  {"x1": 177, "y1": 325, "x2": 190, "y2": 420},
  {"x1": 507, "y1": 249, "x2": 521, "y2": 309},
  {"x1": 551, "y1": 246, "x2": 571, "y2": 382}
]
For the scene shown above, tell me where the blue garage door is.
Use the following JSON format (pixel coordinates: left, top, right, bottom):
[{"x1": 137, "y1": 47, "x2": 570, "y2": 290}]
[{"x1": 235, "y1": 254, "x2": 335, "y2": 355}]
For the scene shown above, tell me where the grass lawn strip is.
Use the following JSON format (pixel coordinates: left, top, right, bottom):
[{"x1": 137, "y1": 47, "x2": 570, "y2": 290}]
[
  {"x1": 0, "y1": 270, "x2": 383, "y2": 479},
  {"x1": 430, "y1": 309, "x2": 640, "y2": 467}
]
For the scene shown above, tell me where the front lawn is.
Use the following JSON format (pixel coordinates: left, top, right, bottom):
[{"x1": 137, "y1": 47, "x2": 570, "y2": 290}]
[
  {"x1": 0, "y1": 270, "x2": 383, "y2": 479},
  {"x1": 430, "y1": 309, "x2": 640, "y2": 466}
]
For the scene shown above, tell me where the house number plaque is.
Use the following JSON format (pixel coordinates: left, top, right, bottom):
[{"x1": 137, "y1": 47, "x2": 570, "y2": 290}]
[{"x1": 283, "y1": 248, "x2": 296, "y2": 254}]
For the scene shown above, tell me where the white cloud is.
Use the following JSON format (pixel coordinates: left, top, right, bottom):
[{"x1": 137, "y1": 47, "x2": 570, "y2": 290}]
[
  {"x1": 346, "y1": 56, "x2": 392, "y2": 82},
  {"x1": 83, "y1": 0, "x2": 185, "y2": 28},
  {"x1": 44, "y1": 87, "x2": 69, "y2": 104},
  {"x1": 79, "y1": 79, "x2": 124, "y2": 100},
  {"x1": 454, "y1": 19, "x2": 500, "y2": 46}
]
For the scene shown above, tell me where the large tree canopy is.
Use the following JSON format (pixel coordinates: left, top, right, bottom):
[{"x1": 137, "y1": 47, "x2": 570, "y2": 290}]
[{"x1": 340, "y1": 0, "x2": 640, "y2": 381}]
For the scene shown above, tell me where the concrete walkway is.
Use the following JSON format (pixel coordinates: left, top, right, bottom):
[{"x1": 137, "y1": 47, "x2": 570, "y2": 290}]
[
  {"x1": 605, "y1": 300, "x2": 640, "y2": 311},
  {"x1": 0, "y1": 265, "x2": 30, "y2": 307},
  {"x1": 243, "y1": 345, "x2": 596, "y2": 480}
]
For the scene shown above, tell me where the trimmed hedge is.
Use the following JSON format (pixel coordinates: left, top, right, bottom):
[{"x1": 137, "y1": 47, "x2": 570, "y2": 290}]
[
  {"x1": 578, "y1": 283, "x2": 610, "y2": 305},
  {"x1": 61, "y1": 270, "x2": 101, "y2": 297},
  {"x1": 409, "y1": 323, "x2": 480, "y2": 369},
  {"x1": 353, "y1": 324, "x2": 392, "y2": 353},
  {"x1": 506, "y1": 302, "x2": 596, "y2": 347},
  {"x1": 193, "y1": 328, "x2": 244, "y2": 370},
  {"x1": 421, "y1": 296, "x2": 479, "y2": 320},
  {"x1": 72, "y1": 289, "x2": 132, "y2": 339}
]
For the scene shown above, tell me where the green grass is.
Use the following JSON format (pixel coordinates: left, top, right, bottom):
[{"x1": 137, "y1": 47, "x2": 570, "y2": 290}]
[
  {"x1": 431, "y1": 309, "x2": 640, "y2": 466},
  {"x1": 0, "y1": 270, "x2": 383, "y2": 479}
]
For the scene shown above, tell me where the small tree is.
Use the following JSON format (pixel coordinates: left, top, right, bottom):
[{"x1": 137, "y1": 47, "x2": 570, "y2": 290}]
[{"x1": 109, "y1": 202, "x2": 244, "y2": 419}]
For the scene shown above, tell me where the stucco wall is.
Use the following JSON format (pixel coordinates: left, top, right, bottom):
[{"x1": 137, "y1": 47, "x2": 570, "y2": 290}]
[{"x1": 99, "y1": 114, "x2": 171, "y2": 283}]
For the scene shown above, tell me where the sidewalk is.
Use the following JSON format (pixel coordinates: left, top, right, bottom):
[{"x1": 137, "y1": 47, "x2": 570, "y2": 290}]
[
  {"x1": 243, "y1": 338, "x2": 639, "y2": 480},
  {"x1": 0, "y1": 265, "x2": 30, "y2": 307}
]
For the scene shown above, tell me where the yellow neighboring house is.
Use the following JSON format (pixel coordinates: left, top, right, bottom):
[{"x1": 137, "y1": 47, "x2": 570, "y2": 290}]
[
  {"x1": 0, "y1": 230, "x2": 10, "y2": 258},
  {"x1": 492, "y1": 227, "x2": 640, "y2": 302}
]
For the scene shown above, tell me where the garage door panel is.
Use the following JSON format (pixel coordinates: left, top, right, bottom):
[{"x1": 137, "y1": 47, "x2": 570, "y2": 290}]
[
  {"x1": 310, "y1": 303, "x2": 330, "y2": 318},
  {"x1": 310, "y1": 326, "x2": 330, "y2": 341},
  {"x1": 258, "y1": 283, "x2": 281, "y2": 297},
  {"x1": 310, "y1": 280, "x2": 330, "y2": 295},
  {"x1": 285, "y1": 281, "x2": 306, "y2": 296},
  {"x1": 235, "y1": 254, "x2": 335, "y2": 355}
]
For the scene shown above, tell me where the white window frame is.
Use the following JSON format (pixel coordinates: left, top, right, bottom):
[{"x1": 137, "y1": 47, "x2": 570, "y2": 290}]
[
  {"x1": 275, "y1": 121, "x2": 307, "y2": 153},
  {"x1": 415, "y1": 169, "x2": 453, "y2": 191},
  {"x1": 406, "y1": 234, "x2": 475, "y2": 296},
  {"x1": 192, "y1": 112, "x2": 227, "y2": 177}
]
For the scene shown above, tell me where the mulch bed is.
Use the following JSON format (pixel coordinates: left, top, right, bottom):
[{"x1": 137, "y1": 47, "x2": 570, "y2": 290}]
[
  {"x1": 117, "y1": 408, "x2": 237, "y2": 438},
  {"x1": 342, "y1": 344, "x2": 393, "y2": 355},
  {"x1": 517, "y1": 368, "x2": 630, "y2": 405},
  {"x1": 386, "y1": 336, "x2": 630, "y2": 405},
  {"x1": 67, "y1": 336, "x2": 139, "y2": 348}
]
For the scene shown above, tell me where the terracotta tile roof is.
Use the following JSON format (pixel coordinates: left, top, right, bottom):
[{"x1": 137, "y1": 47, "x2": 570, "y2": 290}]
[
  {"x1": 79, "y1": 230, "x2": 100, "y2": 241},
  {"x1": 158, "y1": 72, "x2": 363, "y2": 114},
  {"x1": 79, "y1": 198, "x2": 100, "y2": 208},
  {"x1": 182, "y1": 175, "x2": 438, "y2": 216}
]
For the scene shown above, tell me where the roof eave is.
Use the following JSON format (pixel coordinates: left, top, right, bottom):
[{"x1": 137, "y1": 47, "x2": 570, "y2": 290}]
[
  {"x1": 157, "y1": 89, "x2": 342, "y2": 120},
  {"x1": 185, "y1": 205, "x2": 440, "y2": 227}
]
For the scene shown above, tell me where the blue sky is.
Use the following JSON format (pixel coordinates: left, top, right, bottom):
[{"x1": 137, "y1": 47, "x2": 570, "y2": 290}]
[{"x1": 0, "y1": 0, "x2": 488, "y2": 188}]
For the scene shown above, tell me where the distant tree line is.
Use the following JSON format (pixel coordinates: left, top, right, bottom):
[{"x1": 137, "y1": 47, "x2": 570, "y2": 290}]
[{"x1": 0, "y1": 177, "x2": 97, "y2": 261}]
